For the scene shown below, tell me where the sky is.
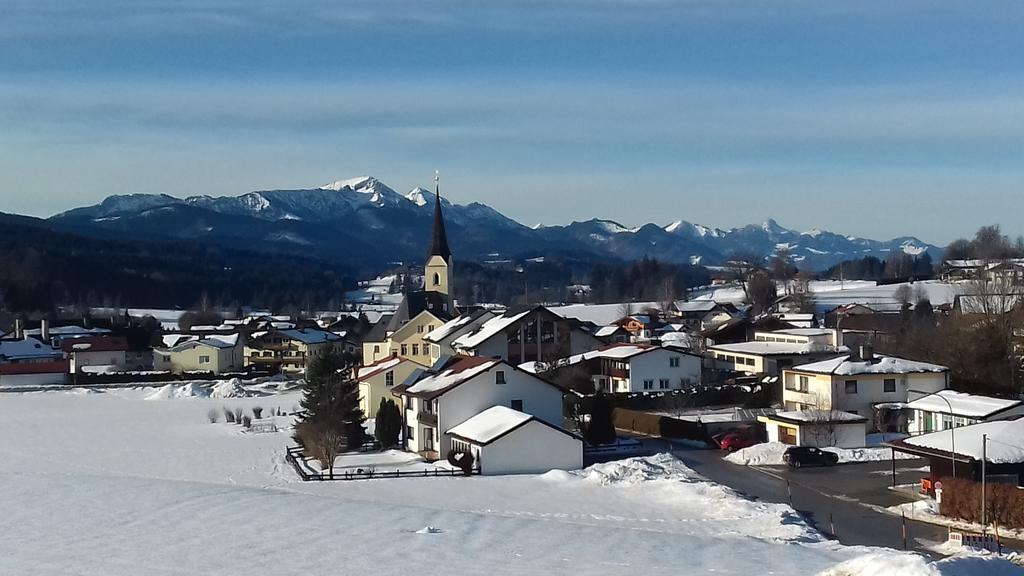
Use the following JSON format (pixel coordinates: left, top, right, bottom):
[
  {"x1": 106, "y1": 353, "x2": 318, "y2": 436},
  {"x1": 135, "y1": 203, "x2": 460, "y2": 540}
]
[{"x1": 2, "y1": 1, "x2": 1024, "y2": 245}]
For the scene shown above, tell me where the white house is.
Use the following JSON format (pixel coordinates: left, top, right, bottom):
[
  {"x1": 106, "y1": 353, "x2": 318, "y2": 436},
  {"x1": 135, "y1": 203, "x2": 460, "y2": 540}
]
[
  {"x1": 62, "y1": 336, "x2": 130, "y2": 373},
  {"x1": 422, "y1": 310, "x2": 498, "y2": 365},
  {"x1": 709, "y1": 328, "x2": 846, "y2": 376},
  {"x1": 782, "y1": 346, "x2": 949, "y2": 417},
  {"x1": 0, "y1": 336, "x2": 67, "y2": 387},
  {"x1": 538, "y1": 343, "x2": 702, "y2": 394},
  {"x1": 395, "y1": 355, "x2": 566, "y2": 461},
  {"x1": 447, "y1": 405, "x2": 583, "y2": 475},
  {"x1": 757, "y1": 410, "x2": 868, "y2": 448},
  {"x1": 905, "y1": 390, "x2": 1024, "y2": 435}
]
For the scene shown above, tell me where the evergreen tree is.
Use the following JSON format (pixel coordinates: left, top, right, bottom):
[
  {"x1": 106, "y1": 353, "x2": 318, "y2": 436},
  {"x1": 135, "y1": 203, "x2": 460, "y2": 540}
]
[
  {"x1": 296, "y1": 348, "x2": 365, "y2": 450},
  {"x1": 374, "y1": 398, "x2": 402, "y2": 449},
  {"x1": 584, "y1": 393, "x2": 617, "y2": 446}
]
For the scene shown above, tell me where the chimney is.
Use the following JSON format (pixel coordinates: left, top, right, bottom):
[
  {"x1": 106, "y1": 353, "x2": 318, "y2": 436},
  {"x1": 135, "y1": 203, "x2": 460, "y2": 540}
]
[
  {"x1": 14, "y1": 318, "x2": 23, "y2": 339},
  {"x1": 859, "y1": 344, "x2": 874, "y2": 362},
  {"x1": 833, "y1": 328, "x2": 843, "y2": 348},
  {"x1": 40, "y1": 319, "x2": 50, "y2": 342}
]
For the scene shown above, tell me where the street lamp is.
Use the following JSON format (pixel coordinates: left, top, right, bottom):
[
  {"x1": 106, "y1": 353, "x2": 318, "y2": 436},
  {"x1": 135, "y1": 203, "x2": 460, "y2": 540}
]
[{"x1": 908, "y1": 389, "x2": 956, "y2": 479}]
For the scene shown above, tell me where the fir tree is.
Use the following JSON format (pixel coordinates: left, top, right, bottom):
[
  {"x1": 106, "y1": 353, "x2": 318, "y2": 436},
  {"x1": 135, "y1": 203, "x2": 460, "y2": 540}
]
[
  {"x1": 584, "y1": 393, "x2": 617, "y2": 446},
  {"x1": 295, "y1": 348, "x2": 365, "y2": 451},
  {"x1": 374, "y1": 398, "x2": 402, "y2": 449}
]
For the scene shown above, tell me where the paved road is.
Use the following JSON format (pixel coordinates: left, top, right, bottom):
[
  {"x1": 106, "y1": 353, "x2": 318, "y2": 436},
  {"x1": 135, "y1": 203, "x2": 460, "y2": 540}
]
[{"x1": 622, "y1": 437, "x2": 977, "y2": 556}]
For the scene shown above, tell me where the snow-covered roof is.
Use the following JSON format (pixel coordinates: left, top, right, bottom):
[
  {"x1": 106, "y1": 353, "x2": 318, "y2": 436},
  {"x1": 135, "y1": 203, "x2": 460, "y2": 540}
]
[
  {"x1": 772, "y1": 328, "x2": 832, "y2": 337},
  {"x1": 167, "y1": 338, "x2": 236, "y2": 351},
  {"x1": 446, "y1": 406, "x2": 533, "y2": 444},
  {"x1": 356, "y1": 356, "x2": 406, "y2": 380},
  {"x1": 594, "y1": 325, "x2": 624, "y2": 337},
  {"x1": 452, "y1": 309, "x2": 532, "y2": 350},
  {"x1": 904, "y1": 390, "x2": 1022, "y2": 419},
  {"x1": 403, "y1": 356, "x2": 500, "y2": 398},
  {"x1": 790, "y1": 354, "x2": 948, "y2": 376},
  {"x1": 0, "y1": 338, "x2": 63, "y2": 361},
  {"x1": 894, "y1": 418, "x2": 1024, "y2": 464},
  {"x1": 277, "y1": 328, "x2": 341, "y2": 345},
  {"x1": 710, "y1": 341, "x2": 844, "y2": 357},
  {"x1": 674, "y1": 301, "x2": 719, "y2": 313},
  {"x1": 548, "y1": 301, "x2": 662, "y2": 326},
  {"x1": 205, "y1": 333, "x2": 239, "y2": 347},
  {"x1": 763, "y1": 410, "x2": 868, "y2": 425},
  {"x1": 24, "y1": 325, "x2": 111, "y2": 337}
]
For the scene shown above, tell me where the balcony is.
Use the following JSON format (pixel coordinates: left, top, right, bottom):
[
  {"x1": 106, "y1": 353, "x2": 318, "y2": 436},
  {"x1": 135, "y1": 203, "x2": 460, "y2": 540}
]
[{"x1": 417, "y1": 411, "x2": 438, "y2": 427}]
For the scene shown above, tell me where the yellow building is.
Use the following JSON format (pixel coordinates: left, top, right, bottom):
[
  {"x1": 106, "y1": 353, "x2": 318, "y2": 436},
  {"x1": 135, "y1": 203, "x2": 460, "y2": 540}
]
[
  {"x1": 154, "y1": 336, "x2": 243, "y2": 375},
  {"x1": 356, "y1": 356, "x2": 424, "y2": 416}
]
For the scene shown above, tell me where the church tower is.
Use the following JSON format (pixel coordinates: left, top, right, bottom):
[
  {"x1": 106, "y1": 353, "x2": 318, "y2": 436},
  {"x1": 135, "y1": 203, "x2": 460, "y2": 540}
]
[{"x1": 425, "y1": 171, "x2": 453, "y2": 298}]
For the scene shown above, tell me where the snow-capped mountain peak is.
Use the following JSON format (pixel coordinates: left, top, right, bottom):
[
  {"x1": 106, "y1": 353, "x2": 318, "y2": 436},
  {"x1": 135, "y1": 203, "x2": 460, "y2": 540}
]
[
  {"x1": 802, "y1": 228, "x2": 823, "y2": 238},
  {"x1": 319, "y1": 176, "x2": 376, "y2": 192},
  {"x1": 406, "y1": 187, "x2": 430, "y2": 207},
  {"x1": 761, "y1": 218, "x2": 787, "y2": 235}
]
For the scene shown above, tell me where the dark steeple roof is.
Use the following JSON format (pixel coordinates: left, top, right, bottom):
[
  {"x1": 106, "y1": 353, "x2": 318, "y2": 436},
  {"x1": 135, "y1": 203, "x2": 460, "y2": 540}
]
[{"x1": 428, "y1": 174, "x2": 452, "y2": 262}]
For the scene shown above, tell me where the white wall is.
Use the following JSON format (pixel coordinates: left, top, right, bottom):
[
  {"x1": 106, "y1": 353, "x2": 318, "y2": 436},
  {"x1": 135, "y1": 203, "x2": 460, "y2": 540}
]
[
  {"x1": 800, "y1": 371, "x2": 948, "y2": 416},
  {"x1": 0, "y1": 372, "x2": 66, "y2": 387},
  {"x1": 478, "y1": 420, "x2": 582, "y2": 475},
  {"x1": 627, "y1": 349, "x2": 701, "y2": 392},
  {"x1": 70, "y1": 350, "x2": 127, "y2": 372},
  {"x1": 798, "y1": 421, "x2": 866, "y2": 448},
  {"x1": 436, "y1": 365, "x2": 564, "y2": 458}
]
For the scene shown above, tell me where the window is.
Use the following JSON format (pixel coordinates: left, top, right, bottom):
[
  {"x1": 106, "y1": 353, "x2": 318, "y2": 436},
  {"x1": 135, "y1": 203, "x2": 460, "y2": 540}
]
[
  {"x1": 510, "y1": 399, "x2": 523, "y2": 411},
  {"x1": 412, "y1": 344, "x2": 419, "y2": 356},
  {"x1": 427, "y1": 325, "x2": 434, "y2": 333},
  {"x1": 883, "y1": 378, "x2": 896, "y2": 393},
  {"x1": 659, "y1": 378, "x2": 670, "y2": 389},
  {"x1": 745, "y1": 357, "x2": 755, "y2": 366},
  {"x1": 385, "y1": 371, "x2": 394, "y2": 387},
  {"x1": 643, "y1": 379, "x2": 654, "y2": 390},
  {"x1": 845, "y1": 379, "x2": 858, "y2": 394},
  {"x1": 417, "y1": 325, "x2": 424, "y2": 333},
  {"x1": 424, "y1": 428, "x2": 434, "y2": 450},
  {"x1": 373, "y1": 344, "x2": 380, "y2": 353},
  {"x1": 669, "y1": 357, "x2": 680, "y2": 368},
  {"x1": 401, "y1": 344, "x2": 408, "y2": 355},
  {"x1": 199, "y1": 355, "x2": 210, "y2": 364},
  {"x1": 407, "y1": 425, "x2": 414, "y2": 440},
  {"x1": 433, "y1": 272, "x2": 440, "y2": 286},
  {"x1": 495, "y1": 370, "x2": 506, "y2": 384}
]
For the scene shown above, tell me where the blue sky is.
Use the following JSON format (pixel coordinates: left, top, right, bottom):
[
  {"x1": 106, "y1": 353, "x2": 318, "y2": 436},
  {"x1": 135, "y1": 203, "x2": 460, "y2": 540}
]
[{"x1": 2, "y1": 1, "x2": 1023, "y2": 244}]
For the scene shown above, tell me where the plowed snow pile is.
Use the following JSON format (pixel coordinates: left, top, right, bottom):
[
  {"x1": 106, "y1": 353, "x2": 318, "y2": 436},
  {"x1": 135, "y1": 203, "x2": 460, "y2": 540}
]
[
  {"x1": 210, "y1": 378, "x2": 250, "y2": 398},
  {"x1": 143, "y1": 382, "x2": 208, "y2": 400}
]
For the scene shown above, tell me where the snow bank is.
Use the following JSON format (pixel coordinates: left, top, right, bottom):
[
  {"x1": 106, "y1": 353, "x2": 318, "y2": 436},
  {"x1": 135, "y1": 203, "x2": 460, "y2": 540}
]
[
  {"x1": 143, "y1": 383, "x2": 209, "y2": 400},
  {"x1": 209, "y1": 378, "x2": 250, "y2": 399},
  {"x1": 818, "y1": 551, "x2": 1024, "y2": 575},
  {"x1": 725, "y1": 442, "x2": 919, "y2": 466}
]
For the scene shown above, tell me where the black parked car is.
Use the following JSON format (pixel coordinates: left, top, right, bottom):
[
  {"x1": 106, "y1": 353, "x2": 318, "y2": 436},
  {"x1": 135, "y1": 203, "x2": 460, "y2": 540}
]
[{"x1": 783, "y1": 446, "x2": 839, "y2": 468}]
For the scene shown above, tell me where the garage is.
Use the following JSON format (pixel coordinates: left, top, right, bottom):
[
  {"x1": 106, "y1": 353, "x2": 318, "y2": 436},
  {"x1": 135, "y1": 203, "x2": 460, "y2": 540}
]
[{"x1": 447, "y1": 405, "x2": 583, "y2": 475}]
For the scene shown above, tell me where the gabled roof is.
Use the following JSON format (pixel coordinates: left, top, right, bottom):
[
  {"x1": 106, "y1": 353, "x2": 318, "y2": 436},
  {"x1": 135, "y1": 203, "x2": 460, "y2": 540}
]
[
  {"x1": 789, "y1": 354, "x2": 948, "y2": 376},
  {"x1": 447, "y1": 405, "x2": 580, "y2": 446},
  {"x1": 0, "y1": 337, "x2": 63, "y2": 361},
  {"x1": 402, "y1": 356, "x2": 501, "y2": 400},
  {"x1": 277, "y1": 328, "x2": 342, "y2": 345},
  {"x1": 166, "y1": 338, "x2": 236, "y2": 352},
  {"x1": 674, "y1": 300, "x2": 719, "y2": 313},
  {"x1": 364, "y1": 314, "x2": 394, "y2": 343},
  {"x1": 424, "y1": 310, "x2": 496, "y2": 343},
  {"x1": 61, "y1": 336, "x2": 129, "y2": 353},
  {"x1": 710, "y1": 341, "x2": 845, "y2": 357},
  {"x1": 356, "y1": 356, "x2": 411, "y2": 380},
  {"x1": 386, "y1": 291, "x2": 453, "y2": 333},
  {"x1": 761, "y1": 409, "x2": 868, "y2": 426},
  {"x1": 452, "y1": 307, "x2": 534, "y2": 350}
]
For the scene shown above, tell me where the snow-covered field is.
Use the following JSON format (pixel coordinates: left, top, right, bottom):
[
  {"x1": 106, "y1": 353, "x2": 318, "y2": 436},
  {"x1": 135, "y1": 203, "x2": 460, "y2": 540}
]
[
  {"x1": 692, "y1": 279, "x2": 963, "y2": 310},
  {"x1": 724, "y1": 442, "x2": 921, "y2": 467},
  {"x1": 0, "y1": 389, "x2": 1014, "y2": 575}
]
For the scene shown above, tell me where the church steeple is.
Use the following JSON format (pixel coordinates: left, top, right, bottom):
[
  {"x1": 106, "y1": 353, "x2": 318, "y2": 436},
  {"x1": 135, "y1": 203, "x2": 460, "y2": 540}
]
[
  {"x1": 425, "y1": 171, "x2": 453, "y2": 298},
  {"x1": 428, "y1": 171, "x2": 452, "y2": 262}
]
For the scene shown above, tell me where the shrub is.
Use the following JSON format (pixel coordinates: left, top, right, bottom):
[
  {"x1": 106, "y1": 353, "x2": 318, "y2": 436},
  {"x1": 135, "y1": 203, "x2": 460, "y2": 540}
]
[
  {"x1": 939, "y1": 476, "x2": 1024, "y2": 530},
  {"x1": 223, "y1": 407, "x2": 235, "y2": 423},
  {"x1": 252, "y1": 406, "x2": 263, "y2": 420},
  {"x1": 207, "y1": 409, "x2": 219, "y2": 424},
  {"x1": 242, "y1": 416, "x2": 252, "y2": 429},
  {"x1": 233, "y1": 407, "x2": 244, "y2": 424}
]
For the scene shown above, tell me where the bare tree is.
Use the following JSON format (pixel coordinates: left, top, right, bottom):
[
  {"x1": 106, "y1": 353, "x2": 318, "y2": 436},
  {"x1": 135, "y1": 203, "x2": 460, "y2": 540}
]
[
  {"x1": 726, "y1": 251, "x2": 764, "y2": 302},
  {"x1": 747, "y1": 272, "x2": 777, "y2": 315},
  {"x1": 893, "y1": 284, "x2": 914, "y2": 307},
  {"x1": 805, "y1": 395, "x2": 838, "y2": 447}
]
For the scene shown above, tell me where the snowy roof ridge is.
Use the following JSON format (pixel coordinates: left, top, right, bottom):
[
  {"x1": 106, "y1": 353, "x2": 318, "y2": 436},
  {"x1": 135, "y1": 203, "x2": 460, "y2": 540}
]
[
  {"x1": 790, "y1": 354, "x2": 948, "y2": 376},
  {"x1": 904, "y1": 390, "x2": 1022, "y2": 418},
  {"x1": 893, "y1": 418, "x2": 1024, "y2": 464}
]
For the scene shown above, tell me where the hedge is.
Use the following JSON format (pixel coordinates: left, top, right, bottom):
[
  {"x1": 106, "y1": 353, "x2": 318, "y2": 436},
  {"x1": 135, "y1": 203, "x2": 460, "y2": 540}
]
[{"x1": 939, "y1": 476, "x2": 1024, "y2": 530}]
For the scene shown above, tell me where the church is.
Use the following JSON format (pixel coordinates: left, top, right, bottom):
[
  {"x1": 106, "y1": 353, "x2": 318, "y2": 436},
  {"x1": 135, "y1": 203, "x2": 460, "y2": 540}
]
[{"x1": 361, "y1": 176, "x2": 456, "y2": 367}]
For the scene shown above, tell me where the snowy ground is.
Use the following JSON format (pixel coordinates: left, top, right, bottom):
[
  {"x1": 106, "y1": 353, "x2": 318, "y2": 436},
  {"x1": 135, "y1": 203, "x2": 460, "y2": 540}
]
[
  {"x1": 725, "y1": 442, "x2": 920, "y2": 467},
  {"x1": 888, "y1": 499, "x2": 1024, "y2": 543},
  {"x1": 0, "y1": 389, "x2": 1016, "y2": 575}
]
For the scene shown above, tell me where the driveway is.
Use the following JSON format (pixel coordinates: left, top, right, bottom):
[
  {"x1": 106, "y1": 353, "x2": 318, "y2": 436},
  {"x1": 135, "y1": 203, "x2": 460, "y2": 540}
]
[{"x1": 633, "y1": 438, "x2": 955, "y2": 555}]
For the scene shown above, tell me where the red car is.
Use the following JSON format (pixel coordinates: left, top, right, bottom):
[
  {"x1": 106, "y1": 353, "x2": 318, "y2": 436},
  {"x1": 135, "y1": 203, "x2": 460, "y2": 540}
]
[{"x1": 715, "y1": 432, "x2": 760, "y2": 452}]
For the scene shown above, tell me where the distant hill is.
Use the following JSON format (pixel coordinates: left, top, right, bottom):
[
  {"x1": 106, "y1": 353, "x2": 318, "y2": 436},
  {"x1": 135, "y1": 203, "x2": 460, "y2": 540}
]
[{"x1": 48, "y1": 176, "x2": 942, "y2": 270}]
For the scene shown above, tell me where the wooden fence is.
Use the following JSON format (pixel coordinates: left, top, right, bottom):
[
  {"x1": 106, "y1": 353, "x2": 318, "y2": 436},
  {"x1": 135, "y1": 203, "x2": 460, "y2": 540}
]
[
  {"x1": 285, "y1": 446, "x2": 478, "y2": 482},
  {"x1": 612, "y1": 407, "x2": 710, "y2": 443}
]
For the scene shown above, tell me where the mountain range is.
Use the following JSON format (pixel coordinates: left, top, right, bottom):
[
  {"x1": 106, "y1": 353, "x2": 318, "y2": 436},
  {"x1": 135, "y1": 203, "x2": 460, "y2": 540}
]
[{"x1": 46, "y1": 176, "x2": 941, "y2": 271}]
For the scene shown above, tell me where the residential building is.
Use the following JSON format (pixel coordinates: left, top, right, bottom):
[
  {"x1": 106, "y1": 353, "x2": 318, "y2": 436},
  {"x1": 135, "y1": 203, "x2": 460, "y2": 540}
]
[
  {"x1": 155, "y1": 337, "x2": 243, "y2": 374},
  {"x1": 758, "y1": 410, "x2": 868, "y2": 448},
  {"x1": 356, "y1": 356, "x2": 424, "y2": 416},
  {"x1": 62, "y1": 336, "x2": 130, "y2": 372},
  {"x1": 593, "y1": 324, "x2": 631, "y2": 344},
  {"x1": 781, "y1": 346, "x2": 949, "y2": 417},
  {"x1": 673, "y1": 300, "x2": 738, "y2": 331},
  {"x1": 0, "y1": 336, "x2": 67, "y2": 387},
  {"x1": 394, "y1": 355, "x2": 565, "y2": 460},
  {"x1": 451, "y1": 306, "x2": 605, "y2": 365},
  {"x1": 244, "y1": 328, "x2": 342, "y2": 374},
  {"x1": 905, "y1": 390, "x2": 1024, "y2": 435},
  {"x1": 540, "y1": 343, "x2": 702, "y2": 394},
  {"x1": 708, "y1": 328, "x2": 846, "y2": 376},
  {"x1": 889, "y1": 417, "x2": 1024, "y2": 486},
  {"x1": 447, "y1": 406, "x2": 583, "y2": 475}
]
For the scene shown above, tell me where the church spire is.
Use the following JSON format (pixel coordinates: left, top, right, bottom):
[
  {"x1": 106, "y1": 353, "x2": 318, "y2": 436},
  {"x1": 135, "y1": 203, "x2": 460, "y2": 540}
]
[{"x1": 428, "y1": 170, "x2": 452, "y2": 262}]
